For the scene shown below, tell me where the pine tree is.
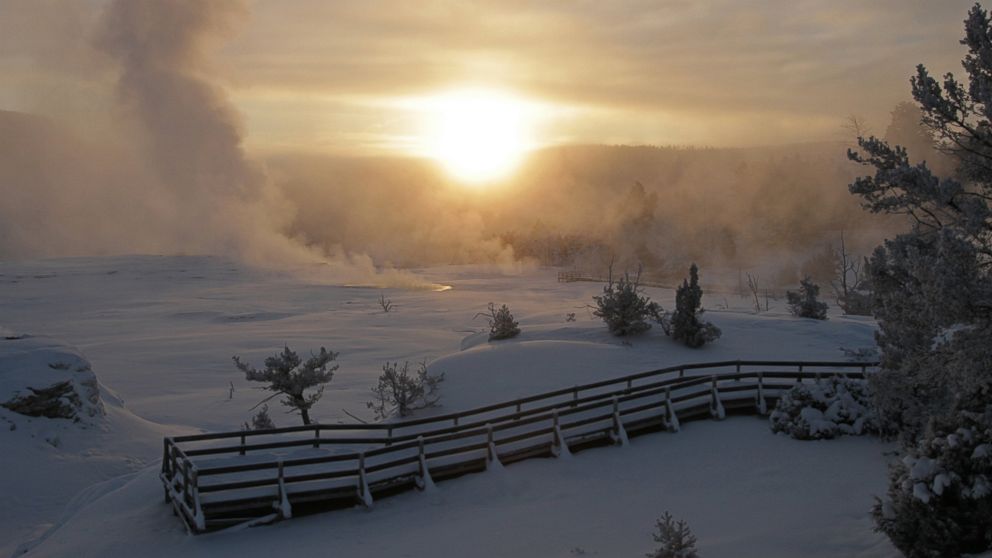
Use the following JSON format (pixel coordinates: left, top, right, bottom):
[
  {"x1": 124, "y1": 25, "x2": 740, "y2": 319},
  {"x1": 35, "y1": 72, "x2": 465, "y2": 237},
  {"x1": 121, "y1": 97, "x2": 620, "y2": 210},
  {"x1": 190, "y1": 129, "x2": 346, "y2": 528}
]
[
  {"x1": 593, "y1": 266, "x2": 661, "y2": 336},
  {"x1": 847, "y1": 5, "x2": 992, "y2": 554},
  {"x1": 647, "y1": 512, "x2": 699, "y2": 558},
  {"x1": 786, "y1": 277, "x2": 828, "y2": 320},
  {"x1": 477, "y1": 303, "x2": 521, "y2": 341},
  {"x1": 233, "y1": 346, "x2": 337, "y2": 426},
  {"x1": 666, "y1": 264, "x2": 721, "y2": 348}
]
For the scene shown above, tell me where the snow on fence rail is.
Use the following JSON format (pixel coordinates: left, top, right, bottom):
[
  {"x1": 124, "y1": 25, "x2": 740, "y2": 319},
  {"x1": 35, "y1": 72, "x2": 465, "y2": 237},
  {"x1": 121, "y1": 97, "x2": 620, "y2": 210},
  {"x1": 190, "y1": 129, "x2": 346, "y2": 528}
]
[{"x1": 160, "y1": 360, "x2": 876, "y2": 533}]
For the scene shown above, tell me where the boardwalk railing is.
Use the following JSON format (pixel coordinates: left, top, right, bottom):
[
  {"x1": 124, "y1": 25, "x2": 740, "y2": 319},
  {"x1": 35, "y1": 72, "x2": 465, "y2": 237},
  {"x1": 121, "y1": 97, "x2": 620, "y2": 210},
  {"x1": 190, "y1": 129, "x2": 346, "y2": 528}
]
[{"x1": 161, "y1": 360, "x2": 876, "y2": 533}]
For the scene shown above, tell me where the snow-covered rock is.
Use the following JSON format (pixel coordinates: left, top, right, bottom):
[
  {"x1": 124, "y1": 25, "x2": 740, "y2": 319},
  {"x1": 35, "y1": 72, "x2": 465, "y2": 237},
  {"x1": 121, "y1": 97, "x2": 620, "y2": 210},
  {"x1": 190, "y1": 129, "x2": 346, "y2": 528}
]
[{"x1": 1, "y1": 335, "x2": 104, "y2": 422}]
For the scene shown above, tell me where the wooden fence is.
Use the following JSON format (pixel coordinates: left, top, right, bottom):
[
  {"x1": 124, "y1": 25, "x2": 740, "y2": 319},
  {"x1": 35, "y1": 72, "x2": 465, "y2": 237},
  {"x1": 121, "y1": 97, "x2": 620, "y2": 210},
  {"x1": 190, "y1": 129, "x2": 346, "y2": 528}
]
[{"x1": 160, "y1": 359, "x2": 876, "y2": 533}]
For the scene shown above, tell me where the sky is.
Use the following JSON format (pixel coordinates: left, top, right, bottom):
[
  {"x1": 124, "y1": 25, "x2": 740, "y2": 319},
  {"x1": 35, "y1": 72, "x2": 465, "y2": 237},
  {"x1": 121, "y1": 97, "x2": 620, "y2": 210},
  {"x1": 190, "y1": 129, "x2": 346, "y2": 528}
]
[{"x1": 0, "y1": 0, "x2": 979, "y2": 156}]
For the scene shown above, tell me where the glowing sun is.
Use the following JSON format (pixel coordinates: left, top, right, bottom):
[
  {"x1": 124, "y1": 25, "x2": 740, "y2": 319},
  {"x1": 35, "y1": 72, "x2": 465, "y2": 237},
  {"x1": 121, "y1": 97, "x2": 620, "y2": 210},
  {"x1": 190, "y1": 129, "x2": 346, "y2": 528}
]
[{"x1": 422, "y1": 89, "x2": 536, "y2": 183}]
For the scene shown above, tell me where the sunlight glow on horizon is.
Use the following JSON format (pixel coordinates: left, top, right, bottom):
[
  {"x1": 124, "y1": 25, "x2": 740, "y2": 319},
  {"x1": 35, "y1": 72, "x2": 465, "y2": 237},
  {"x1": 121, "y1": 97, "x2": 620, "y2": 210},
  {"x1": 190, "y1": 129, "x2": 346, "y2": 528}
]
[{"x1": 413, "y1": 89, "x2": 543, "y2": 184}]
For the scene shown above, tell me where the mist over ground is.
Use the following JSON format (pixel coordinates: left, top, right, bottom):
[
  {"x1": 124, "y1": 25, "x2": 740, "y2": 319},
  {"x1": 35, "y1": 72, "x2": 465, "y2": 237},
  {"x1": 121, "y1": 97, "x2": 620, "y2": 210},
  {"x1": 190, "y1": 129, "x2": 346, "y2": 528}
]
[{"x1": 0, "y1": 0, "x2": 934, "y2": 288}]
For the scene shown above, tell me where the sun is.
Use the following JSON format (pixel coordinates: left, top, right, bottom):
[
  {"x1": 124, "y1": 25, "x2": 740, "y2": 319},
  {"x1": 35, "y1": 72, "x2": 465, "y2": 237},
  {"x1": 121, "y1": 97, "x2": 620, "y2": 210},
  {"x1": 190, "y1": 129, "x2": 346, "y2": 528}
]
[{"x1": 421, "y1": 89, "x2": 536, "y2": 183}]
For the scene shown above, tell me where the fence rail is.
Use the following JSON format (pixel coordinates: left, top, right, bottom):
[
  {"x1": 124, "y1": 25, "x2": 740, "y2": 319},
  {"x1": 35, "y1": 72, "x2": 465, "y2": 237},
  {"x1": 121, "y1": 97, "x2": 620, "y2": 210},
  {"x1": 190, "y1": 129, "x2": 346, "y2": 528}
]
[{"x1": 160, "y1": 359, "x2": 876, "y2": 533}]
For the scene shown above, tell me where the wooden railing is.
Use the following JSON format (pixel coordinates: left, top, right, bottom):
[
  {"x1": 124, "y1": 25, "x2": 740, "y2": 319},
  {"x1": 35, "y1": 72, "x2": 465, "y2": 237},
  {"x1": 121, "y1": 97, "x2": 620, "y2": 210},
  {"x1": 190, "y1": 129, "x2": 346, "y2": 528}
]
[{"x1": 160, "y1": 360, "x2": 876, "y2": 533}]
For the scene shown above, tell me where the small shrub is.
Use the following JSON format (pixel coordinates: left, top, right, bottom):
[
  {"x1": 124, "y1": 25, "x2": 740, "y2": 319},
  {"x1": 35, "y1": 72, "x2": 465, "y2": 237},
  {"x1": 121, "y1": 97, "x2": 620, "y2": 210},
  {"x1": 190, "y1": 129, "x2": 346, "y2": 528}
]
[
  {"x1": 243, "y1": 404, "x2": 276, "y2": 431},
  {"x1": 663, "y1": 263, "x2": 721, "y2": 348},
  {"x1": 873, "y1": 406, "x2": 992, "y2": 557},
  {"x1": 786, "y1": 277, "x2": 828, "y2": 319},
  {"x1": 769, "y1": 376, "x2": 877, "y2": 440},
  {"x1": 378, "y1": 293, "x2": 394, "y2": 313},
  {"x1": 593, "y1": 267, "x2": 660, "y2": 336},
  {"x1": 648, "y1": 511, "x2": 699, "y2": 558},
  {"x1": 838, "y1": 287, "x2": 873, "y2": 316},
  {"x1": 368, "y1": 361, "x2": 444, "y2": 420},
  {"x1": 476, "y1": 302, "x2": 521, "y2": 340}
]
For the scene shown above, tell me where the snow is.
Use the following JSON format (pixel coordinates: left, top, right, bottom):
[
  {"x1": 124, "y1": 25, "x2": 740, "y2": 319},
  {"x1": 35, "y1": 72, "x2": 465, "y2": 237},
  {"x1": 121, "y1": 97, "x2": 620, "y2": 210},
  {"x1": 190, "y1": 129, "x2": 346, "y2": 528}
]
[
  {"x1": 0, "y1": 335, "x2": 103, "y2": 421},
  {"x1": 0, "y1": 255, "x2": 895, "y2": 557}
]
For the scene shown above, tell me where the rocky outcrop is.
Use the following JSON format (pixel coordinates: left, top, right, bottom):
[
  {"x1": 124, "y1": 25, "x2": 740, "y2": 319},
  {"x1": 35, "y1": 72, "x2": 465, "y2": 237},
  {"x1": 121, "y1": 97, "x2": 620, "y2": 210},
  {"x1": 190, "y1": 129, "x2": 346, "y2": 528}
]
[{"x1": 1, "y1": 335, "x2": 104, "y2": 422}]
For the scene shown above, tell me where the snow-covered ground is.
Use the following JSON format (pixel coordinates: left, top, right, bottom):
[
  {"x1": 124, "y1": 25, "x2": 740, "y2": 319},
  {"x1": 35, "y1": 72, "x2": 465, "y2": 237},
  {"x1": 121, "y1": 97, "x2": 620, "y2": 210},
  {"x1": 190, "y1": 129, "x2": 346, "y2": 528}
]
[{"x1": 0, "y1": 255, "x2": 895, "y2": 557}]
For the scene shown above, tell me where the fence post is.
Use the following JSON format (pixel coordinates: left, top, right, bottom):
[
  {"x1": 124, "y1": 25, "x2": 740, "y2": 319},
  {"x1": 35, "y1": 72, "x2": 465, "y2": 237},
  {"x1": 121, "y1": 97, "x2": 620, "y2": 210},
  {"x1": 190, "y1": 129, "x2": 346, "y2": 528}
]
[
  {"x1": 552, "y1": 409, "x2": 569, "y2": 458},
  {"x1": 386, "y1": 426, "x2": 393, "y2": 446},
  {"x1": 357, "y1": 451, "x2": 373, "y2": 507},
  {"x1": 679, "y1": 368, "x2": 684, "y2": 378},
  {"x1": 190, "y1": 466, "x2": 205, "y2": 532},
  {"x1": 710, "y1": 376, "x2": 725, "y2": 420},
  {"x1": 182, "y1": 459, "x2": 191, "y2": 506},
  {"x1": 240, "y1": 432, "x2": 246, "y2": 456},
  {"x1": 665, "y1": 386, "x2": 679, "y2": 432},
  {"x1": 611, "y1": 395, "x2": 628, "y2": 446},
  {"x1": 757, "y1": 372, "x2": 767, "y2": 415},
  {"x1": 162, "y1": 440, "x2": 171, "y2": 503},
  {"x1": 573, "y1": 386, "x2": 579, "y2": 406},
  {"x1": 486, "y1": 423, "x2": 502, "y2": 469},
  {"x1": 416, "y1": 435, "x2": 434, "y2": 490},
  {"x1": 276, "y1": 459, "x2": 292, "y2": 520},
  {"x1": 313, "y1": 428, "x2": 320, "y2": 449}
]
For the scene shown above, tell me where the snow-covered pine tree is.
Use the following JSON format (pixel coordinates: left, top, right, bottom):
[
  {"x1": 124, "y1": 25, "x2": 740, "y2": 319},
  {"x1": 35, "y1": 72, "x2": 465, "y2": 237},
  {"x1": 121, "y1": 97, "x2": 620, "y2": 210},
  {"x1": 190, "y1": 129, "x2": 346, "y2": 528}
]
[
  {"x1": 847, "y1": 3, "x2": 992, "y2": 438},
  {"x1": 666, "y1": 263, "x2": 721, "y2": 348},
  {"x1": 233, "y1": 346, "x2": 338, "y2": 426},
  {"x1": 872, "y1": 406, "x2": 992, "y2": 557},
  {"x1": 786, "y1": 277, "x2": 828, "y2": 320},
  {"x1": 846, "y1": 4, "x2": 992, "y2": 554},
  {"x1": 647, "y1": 512, "x2": 699, "y2": 558},
  {"x1": 593, "y1": 265, "x2": 660, "y2": 336}
]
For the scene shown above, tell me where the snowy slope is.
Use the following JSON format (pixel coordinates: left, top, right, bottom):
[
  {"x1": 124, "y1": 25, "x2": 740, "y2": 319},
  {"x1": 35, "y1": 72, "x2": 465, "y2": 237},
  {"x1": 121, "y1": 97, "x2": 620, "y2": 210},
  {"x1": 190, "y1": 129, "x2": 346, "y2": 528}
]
[
  {"x1": 19, "y1": 418, "x2": 896, "y2": 558},
  {"x1": 0, "y1": 256, "x2": 892, "y2": 557}
]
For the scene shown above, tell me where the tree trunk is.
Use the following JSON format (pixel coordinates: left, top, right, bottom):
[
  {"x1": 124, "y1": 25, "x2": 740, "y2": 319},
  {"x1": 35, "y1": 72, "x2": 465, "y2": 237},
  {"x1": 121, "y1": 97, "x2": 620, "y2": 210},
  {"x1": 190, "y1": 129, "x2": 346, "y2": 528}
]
[{"x1": 293, "y1": 394, "x2": 311, "y2": 425}]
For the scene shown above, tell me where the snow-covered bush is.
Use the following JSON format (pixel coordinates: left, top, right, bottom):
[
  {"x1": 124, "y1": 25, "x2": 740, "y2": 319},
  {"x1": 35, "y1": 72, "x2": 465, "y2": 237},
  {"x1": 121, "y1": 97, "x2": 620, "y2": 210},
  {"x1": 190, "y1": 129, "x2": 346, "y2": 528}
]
[
  {"x1": 593, "y1": 267, "x2": 660, "y2": 336},
  {"x1": 476, "y1": 302, "x2": 521, "y2": 341},
  {"x1": 233, "y1": 346, "x2": 338, "y2": 426},
  {"x1": 368, "y1": 361, "x2": 444, "y2": 420},
  {"x1": 769, "y1": 376, "x2": 877, "y2": 440},
  {"x1": 647, "y1": 511, "x2": 699, "y2": 558},
  {"x1": 872, "y1": 406, "x2": 992, "y2": 557},
  {"x1": 786, "y1": 277, "x2": 828, "y2": 320},
  {"x1": 662, "y1": 263, "x2": 721, "y2": 348}
]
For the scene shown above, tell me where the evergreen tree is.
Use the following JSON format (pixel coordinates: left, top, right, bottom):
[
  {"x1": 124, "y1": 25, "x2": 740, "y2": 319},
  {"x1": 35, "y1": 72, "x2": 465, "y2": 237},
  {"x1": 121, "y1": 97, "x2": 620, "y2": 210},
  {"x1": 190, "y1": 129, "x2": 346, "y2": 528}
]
[
  {"x1": 593, "y1": 266, "x2": 661, "y2": 336},
  {"x1": 848, "y1": 3, "x2": 992, "y2": 437},
  {"x1": 786, "y1": 277, "x2": 828, "y2": 320},
  {"x1": 666, "y1": 264, "x2": 721, "y2": 348},
  {"x1": 847, "y1": 5, "x2": 992, "y2": 554},
  {"x1": 233, "y1": 346, "x2": 337, "y2": 426},
  {"x1": 647, "y1": 512, "x2": 699, "y2": 558},
  {"x1": 477, "y1": 302, "x2": 521, "y2": 341}
]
